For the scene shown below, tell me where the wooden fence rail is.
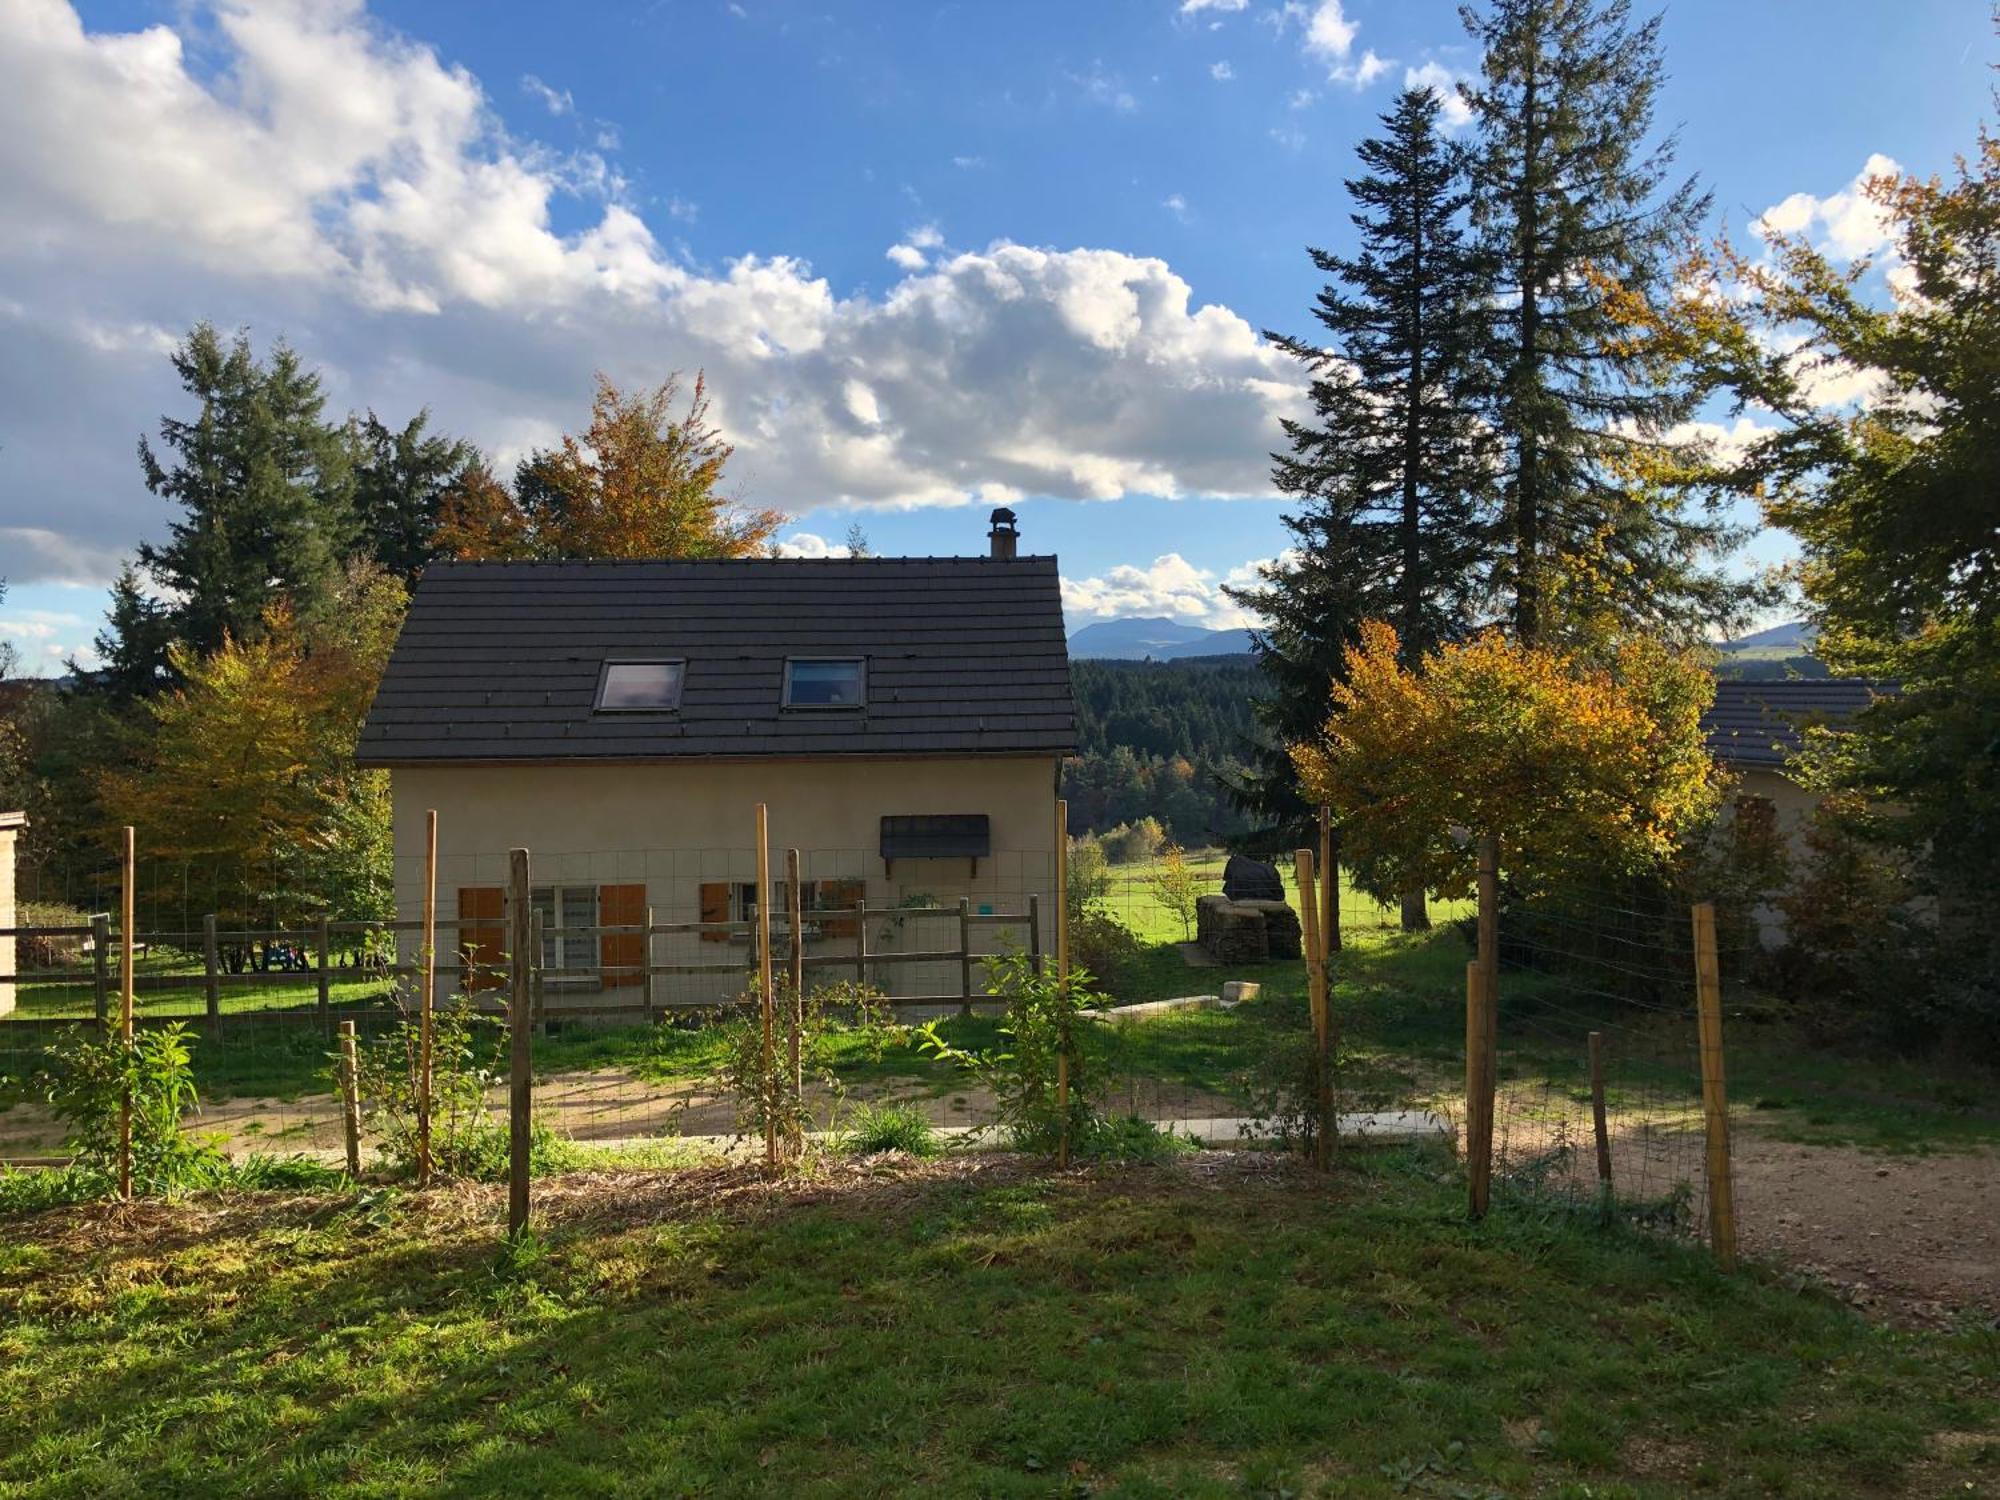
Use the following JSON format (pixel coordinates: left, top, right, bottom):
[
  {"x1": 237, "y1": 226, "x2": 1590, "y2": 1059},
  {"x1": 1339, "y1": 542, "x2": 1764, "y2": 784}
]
[{"x1": 0, "y1": 901, "x2": 1047, "y2": 1031}]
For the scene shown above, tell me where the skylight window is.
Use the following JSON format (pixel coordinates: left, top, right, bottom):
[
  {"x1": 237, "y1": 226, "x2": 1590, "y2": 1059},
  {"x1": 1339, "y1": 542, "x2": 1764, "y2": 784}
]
[
  {"x1": 596, "y1": 660, "x2": 684, "y2": 712},
  {"x1": 783, "y1": 657, "x2": 865, "y2": 708}
]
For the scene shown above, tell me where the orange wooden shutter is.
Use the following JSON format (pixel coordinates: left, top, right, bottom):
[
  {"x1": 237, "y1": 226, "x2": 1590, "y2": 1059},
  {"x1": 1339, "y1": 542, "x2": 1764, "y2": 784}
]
[
  {"x1": 698, "y1": 882, "x2": 730, "y2": 943},
  {"x1": 818, "y1": 880, "x2": 865, "y2": 940},
  {"x1": 599, "y1": 883, "x2": 645, "y2": 987},
  {"x1": 456, "y1": 887, "x2": 505, "y2": 994}
]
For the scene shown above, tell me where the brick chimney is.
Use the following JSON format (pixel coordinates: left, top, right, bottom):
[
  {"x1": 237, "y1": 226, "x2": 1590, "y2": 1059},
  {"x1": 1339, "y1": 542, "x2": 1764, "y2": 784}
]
[{"x1": 987, "y1": 506, "x2": 1019, "y2": 560}]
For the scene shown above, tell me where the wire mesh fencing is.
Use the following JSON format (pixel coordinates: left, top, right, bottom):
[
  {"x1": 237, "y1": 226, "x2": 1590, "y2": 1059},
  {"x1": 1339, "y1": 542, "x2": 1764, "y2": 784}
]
[{"x1": 1472, "y1": 877, "x2": 1756, "y2": 1258}]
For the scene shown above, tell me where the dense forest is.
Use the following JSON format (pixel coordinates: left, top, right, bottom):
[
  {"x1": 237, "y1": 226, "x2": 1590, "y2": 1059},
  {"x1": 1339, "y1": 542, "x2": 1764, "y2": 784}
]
[{"x1": 1061, "y1": 655, "x2": 1266, "y2": 844}]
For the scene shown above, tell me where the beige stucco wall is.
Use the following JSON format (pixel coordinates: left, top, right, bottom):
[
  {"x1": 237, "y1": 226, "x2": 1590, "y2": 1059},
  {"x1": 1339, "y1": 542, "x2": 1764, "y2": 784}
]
[
  {"x1": 388, "y1": 757, "x2": 1061, "y2": 1006},
  {"x1": 0, "y1": 814, "x2": 21, "y2": 1017},
  {"x1": 1721, "y1": 766, "x2": 1823, "y2": 948},
  {"x1": 1728, "y1": 765, "x2": 1821, "y2": 844}
]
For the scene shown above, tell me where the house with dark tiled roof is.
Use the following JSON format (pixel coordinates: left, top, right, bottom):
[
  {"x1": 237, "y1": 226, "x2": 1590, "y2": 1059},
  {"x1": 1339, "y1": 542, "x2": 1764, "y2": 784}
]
[
  {"x1": 1700, "y1": 677, "x2": 1895, "y2": 844},
  {"x1": 358, "y1": 511, "x2": 1074, "y2": 1003}
]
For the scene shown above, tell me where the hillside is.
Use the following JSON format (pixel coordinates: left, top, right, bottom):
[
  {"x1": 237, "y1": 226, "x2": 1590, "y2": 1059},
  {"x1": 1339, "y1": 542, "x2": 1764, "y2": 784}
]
[{"x1": 1062, "y1": 654, "x2": 1264, "y2": 841}]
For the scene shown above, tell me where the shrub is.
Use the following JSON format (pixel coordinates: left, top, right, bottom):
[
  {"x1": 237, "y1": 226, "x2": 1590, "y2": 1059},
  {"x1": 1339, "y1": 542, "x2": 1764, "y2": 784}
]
[
  {"x1": 39, "y1": 1022, "x2": 227, "y2": 1197},
  {"x1": 1147, "y1": 842, "x2": 1202, "y2": 940},
  {"x1": 1068, "y1": 907, "x2": 1142, "y2": 988},
  {"x1": 842, "y1": 1100, "x2": 940, "y2": 1157},
  {"x1": 0, "y1": 1164, "x2": 111, "y2": 1217},
  {"x1": 228, "y1": 1153, "x2": 350, "y2": 1192},
  {"x1": 706, "y1": 980, "x2": 897, "y2": 1161},
  {"x1": 352, "y1": 1000, "x2": 508, "y2": 1179},
  {"x1": 1100, "y1": 818, "x2": 1166, "y2": 865},
  {"x1": 919, "y1": 948, "x2": 1107, "y2": 1155},
  {"x1": 1067, "y1": 835, "x2": 1112, "y2": 912},
  {"x1": 1074, "y1": 1114, "x2": 1198, "y2": 1162},
  {"x1": 1773, "y1": 799, "x2": 1935, "y2": 1047}
]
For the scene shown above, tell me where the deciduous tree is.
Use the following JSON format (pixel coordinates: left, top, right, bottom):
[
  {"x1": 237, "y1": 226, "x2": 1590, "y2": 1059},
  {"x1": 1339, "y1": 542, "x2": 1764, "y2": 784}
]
[
  {"x1": 1291, "y1": 620, "x2": 1718, "y2": 900},
  {"x1": 439, "y1": 373, "x2": 781, "y2": 561},
  {"x1": 96, "y1": 566, "x2": 406, "y2": 931}
]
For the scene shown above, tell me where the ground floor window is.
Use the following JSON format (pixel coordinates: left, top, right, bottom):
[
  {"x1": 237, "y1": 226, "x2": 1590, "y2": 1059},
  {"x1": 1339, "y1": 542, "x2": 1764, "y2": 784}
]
[{"x1": 532, "y1": 884, "x2": 599, "y2": 976}]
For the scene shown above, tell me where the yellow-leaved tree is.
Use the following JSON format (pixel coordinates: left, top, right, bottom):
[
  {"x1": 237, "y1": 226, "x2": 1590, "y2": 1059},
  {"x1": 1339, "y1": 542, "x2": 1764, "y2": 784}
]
[
  {"x1": 98, "y1": 565, "x2": 406, "y2": 946},
  {"x1": 1291, "y1": 621, "x2": 1719, "y2": 900},
  {"x1": 436, "y1": 373, "x2": 782, "y2": 561}
]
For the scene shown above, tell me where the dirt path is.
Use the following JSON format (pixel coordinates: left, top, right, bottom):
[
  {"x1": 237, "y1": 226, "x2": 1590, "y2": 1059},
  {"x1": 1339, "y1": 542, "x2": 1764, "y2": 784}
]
[{"x1": 1732, "y1": 1135, "x2": 2000, "y2": 1327}]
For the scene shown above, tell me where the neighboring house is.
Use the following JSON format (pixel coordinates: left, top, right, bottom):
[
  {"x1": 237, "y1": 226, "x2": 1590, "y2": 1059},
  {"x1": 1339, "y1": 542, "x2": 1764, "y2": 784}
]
[
  {"x1": 0, "y1": 811, "x2": 22, "y2": 1017},
  {"x1": 355, "y1": 513, "x2": 1075, "y2": 1007},
  {"x1": 1702, "y1": 677, "x2": 1895, "y2": 841}
]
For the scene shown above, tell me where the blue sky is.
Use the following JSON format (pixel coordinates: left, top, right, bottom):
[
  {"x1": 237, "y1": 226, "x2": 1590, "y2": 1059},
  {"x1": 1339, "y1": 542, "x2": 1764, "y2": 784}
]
[{"x1": 0, "y1": 0, "x2": 1992, "y2": 671}]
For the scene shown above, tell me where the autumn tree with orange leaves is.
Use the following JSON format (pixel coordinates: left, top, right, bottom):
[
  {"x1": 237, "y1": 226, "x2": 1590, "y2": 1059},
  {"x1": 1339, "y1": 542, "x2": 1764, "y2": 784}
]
[
  {"x1": 1291, "y1": 621, "x2": 1718, "y2": 902},
  {"x1": 436, "y1": 373, "x2": 781, "y2": 561}
]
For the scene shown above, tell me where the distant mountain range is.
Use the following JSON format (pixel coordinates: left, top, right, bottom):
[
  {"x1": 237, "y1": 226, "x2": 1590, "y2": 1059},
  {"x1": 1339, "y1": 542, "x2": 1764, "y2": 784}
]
[
  {"x1": 1068, "y1": 614, "x2": 1818, "y2": 664},
  {"x1": 1720, "y1": 620, "x2": 1816, "y2": 653},
  {"x1": 1067, "y1": 616, "x2": 1258, "y2": 660}
]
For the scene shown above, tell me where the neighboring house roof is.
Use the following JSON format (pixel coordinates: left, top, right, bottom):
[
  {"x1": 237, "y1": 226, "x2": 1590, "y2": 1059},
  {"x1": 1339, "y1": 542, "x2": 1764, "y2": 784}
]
[
  {"x1": 1702, "y1": 678, "x2": 1894, "y2": 770},
  {"x1": 357, "y1": 557, "x2": 1076, "y2": 766}
]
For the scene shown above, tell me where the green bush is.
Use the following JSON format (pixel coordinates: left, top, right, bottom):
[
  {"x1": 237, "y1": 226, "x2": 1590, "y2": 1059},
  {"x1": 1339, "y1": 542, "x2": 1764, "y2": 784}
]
[
  {"x1": 39, "y1": 1022, "x2": 227, "y2": 1197},
  {"x1": 1074, "y1": 1114, "x2": 1198, "y2": 1162},
  {"x1": 1100, "y1": 818, "x2": 1166, "y2": 865},
  {"x1": 0, "y1": 1164, "x2": 110, "y2": 1217},
  {"x1": 842, "y1": 1100, "x2": 940, "y2": 1157},
  {"x1": 352, "y1": 1000, "x2": 508, "y2": 1179},
  {"x1": 705, "y1": 980, "x2": 898, "y2": 1160},
  {"x1": 919, "y1": 948, "x2": 1107, "y2": 1156}
]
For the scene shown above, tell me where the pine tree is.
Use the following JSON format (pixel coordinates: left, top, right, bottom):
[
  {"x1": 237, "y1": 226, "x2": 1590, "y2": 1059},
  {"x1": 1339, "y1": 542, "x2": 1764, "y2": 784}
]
[
  {"x1": 351, "y1": 410, "x2": 477, "y2": 585},
  {"x1": 109, "y1": 325, "x2": 356, "y2": 686},
  {"x1": 1461, "y1": 0, "x2": 1751, "y2": 645},
  {"x1": 1226, "y1": 87, "x2": 1495, "y2": 921}
]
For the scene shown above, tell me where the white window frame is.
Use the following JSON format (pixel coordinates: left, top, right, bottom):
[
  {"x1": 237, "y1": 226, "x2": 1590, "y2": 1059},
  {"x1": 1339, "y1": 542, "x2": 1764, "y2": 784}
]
[{"x1": 531, "y1": 884, "x2": 599, "y2": 980}]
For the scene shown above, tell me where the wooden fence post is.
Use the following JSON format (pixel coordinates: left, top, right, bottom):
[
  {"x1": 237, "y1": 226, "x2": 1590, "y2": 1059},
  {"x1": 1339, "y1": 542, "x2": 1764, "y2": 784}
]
[
  {"x1": 118, "y1": 826, "x2": 134, "y2": 1202},
  {"x1": 91, "y1": 913, "x2": 110, "y2": 1027},
  {"x1": 1053, "y1": 798, "x2": 1071, "y2": 1169},
  {"x1": 338, "y1": 1019, "x2": 362, "y2": 1177},
  {"x1": 1027, "y1": 893, "x2": 1043, "y2": 977},
  {"x1": 853, "y1": 896, "x2": 868, "y2": 987},
  {"x1": 958, "y1": 897, "x2": 973, "y2": 1016},
  {"x1": 315, "y1": 913, "x2": 331, "y2": 1035},
  {"x1": 786, "y1": 849, "x2": 804, "y2": 1101},
  {"x1": 1589, "y1": 1031, "x2": 1612, "y2": 1193},
  {"x1": 507, "y1": 848, "x2": 533, "y2": 1237},
  {"x1": 1465, "y1": 834, "x2": 1500, "y2": 1219},
  {"x1": 1693, "y1": 902, "x2": 1737, "y2": 1270},
  {"x1": 754, "y1": 804, "x2": 775, "y2": 1167},
  {"x1": 417, "y1": 808, "x2": 438, "y2": 1190},
  {"x1": 202, "y1": 913, "x2": 220, "y2": 1037},
  {"x1": 1293, "y1": 849, "x2": 1332, "y2": 1171},
  {"x1": 642, "y1": 905, "x2": 657, "y2": 1024},
  {"x1": 1317, "y1": 803, "x2": 1339, "y2": 955}
]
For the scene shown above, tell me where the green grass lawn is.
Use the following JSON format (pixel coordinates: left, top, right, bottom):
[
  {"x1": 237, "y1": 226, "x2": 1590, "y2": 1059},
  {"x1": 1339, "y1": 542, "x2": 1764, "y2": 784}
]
[
  {"x1": 8, "y1": 947, "x2": 393, "y2": 1022},
  {"x1": 1, "y1": 1150, "x2": 1993, "y2": 1498}
]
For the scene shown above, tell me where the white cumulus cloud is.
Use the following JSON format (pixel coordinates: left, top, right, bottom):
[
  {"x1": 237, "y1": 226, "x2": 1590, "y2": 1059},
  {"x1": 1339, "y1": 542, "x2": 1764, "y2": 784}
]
[
  {"x1": 0, "y1": 0, "x2": 1308, "y2": 585},
  {"x1": 1753, "y1": 154, "x2": 1904, "y2": 259}
]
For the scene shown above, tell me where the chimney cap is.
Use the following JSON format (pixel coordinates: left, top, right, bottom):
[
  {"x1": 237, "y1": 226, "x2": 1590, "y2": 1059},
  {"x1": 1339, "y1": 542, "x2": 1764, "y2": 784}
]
[{"x1": 988, "y1": 506, "x2": 1018, "y2": 528}]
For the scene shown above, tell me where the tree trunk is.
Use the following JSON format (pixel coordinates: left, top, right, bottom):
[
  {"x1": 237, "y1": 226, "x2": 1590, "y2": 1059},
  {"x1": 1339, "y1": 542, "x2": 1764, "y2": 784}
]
[{"x1": 1400, "y1": 884, "x2": 1430, "y2": 932}]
